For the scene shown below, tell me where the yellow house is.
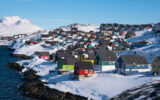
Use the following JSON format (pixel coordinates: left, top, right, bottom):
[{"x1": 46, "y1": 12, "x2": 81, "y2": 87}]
[
  {"x1": 107, "y1": 30, "x2": 112, "y2": 34},
  {"x1": 86, "y1": 33, "x2": 91, "y2": 37},
  {"x1": 152, "y1": 56, "x2": 160, "y2": 74},
  {"x1": 78, "y1": 53, "x2": 95, "y2": 64},
  {"x1": 104, "y1": 36, "x2": 112, "y2": 40}
]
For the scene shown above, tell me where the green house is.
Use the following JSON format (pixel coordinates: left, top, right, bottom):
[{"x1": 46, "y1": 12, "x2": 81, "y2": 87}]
[
  {"x1": 57, "y1": 59, "x2": 74, "y2": 71},
  {"x1": 56, "y1": 52, "x2": 78, "y2": 71},
  {"x1": 95, "y1": 47, "x2": 117, "y2": 71}
]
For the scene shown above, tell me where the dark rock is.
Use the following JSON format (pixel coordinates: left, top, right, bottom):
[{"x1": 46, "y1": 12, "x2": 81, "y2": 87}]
[
  {"x1": 6, "y1": 62, "x2": 24, "y2": 72},
  {"x1": 22, "y1": 69, "x2": 41, "y2": 82},
  {"x1": 19, "y1": 70, "x2": 87, "y2": 100},
  {"x1": 10, "y1": 53, "x2": 32, "y2": 59},
  {"x1": 110, "y1": 80, "x2": 160, "y2": 100},
  {"x1": 7, "y1": 47, "x2": 15, "y2": 51}
]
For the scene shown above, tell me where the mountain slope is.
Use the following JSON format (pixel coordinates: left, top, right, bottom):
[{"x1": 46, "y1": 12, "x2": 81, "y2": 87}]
[
  {"x1": 110, "y1": 80, "x2": 160, "y2": 100},
  {"x1": 0, "y1": 16, "x2": 43, "y2": 36},
  {"x1": 59, "y1": 23, "x2": 99, "y2": 32}
]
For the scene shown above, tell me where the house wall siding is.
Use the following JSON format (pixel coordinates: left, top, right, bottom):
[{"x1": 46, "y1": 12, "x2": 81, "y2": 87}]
[{"x1": 62, "y1": 65, "x2": 74, "y2": 70}]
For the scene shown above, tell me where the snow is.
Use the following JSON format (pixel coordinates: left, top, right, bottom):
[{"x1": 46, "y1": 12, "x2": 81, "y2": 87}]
[
  {"x1": 0, "y1": 16, "x2": 43, "y2": 37},
  {"x1": 17, "y1": 57, "x2": 160, "y2": 100},
  {"x1": 45, "y1": 72, "x2": 160, "y2": 100},
  {"x1": 120, "y1": 29, "x2": 160, "y2": 63},
  {"x1": 9, "y1": 23, "x2": 160, "y2": 100},
  {"x1": 59, "y1": 24, "x2": 99, "y2": 32}
]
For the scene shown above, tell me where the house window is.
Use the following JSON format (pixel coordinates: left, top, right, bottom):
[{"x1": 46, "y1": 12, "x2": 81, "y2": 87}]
[
  {"x1": 90, "y1": 70, "x2": 93, "y2": 73},
  {"x1": 137, "y1": 65, "x2": 140, "y2": 67},
  {"x1": 85, "y1": 70, "x2": 88, "y2": 73},
  {"x1": 77, "y1": 70, "x2": 79, "y2": 74}
]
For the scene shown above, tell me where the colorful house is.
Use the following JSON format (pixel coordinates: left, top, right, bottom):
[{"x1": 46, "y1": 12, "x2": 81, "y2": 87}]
[
  {"x1": 116, "y1": 55, "x2": 150, "y2": 75},
  {"x1": 25, "y1": 41, "x2": 38, "y2": 45},
  {"x1": 95, "y1": 48, "x2": 117, "y2": 71},
  {"x1": 74, "y1": 61, "x2": 94, "y2": 80},
  {"x1": 152, "y1": 56, "x2": 160, "y2": 75},
  {"x1": 57, "y1": 56, "x2": 77, "y2": 72},
  {"x1": 35, "y1": 51, "x2": 50, "y2": 59},
  {"x1": 78, "y1": 51, "x2": 95, "y2": 64},
  {"x1": 56, "y1": 51, "x2": 78, "y2": 72}
]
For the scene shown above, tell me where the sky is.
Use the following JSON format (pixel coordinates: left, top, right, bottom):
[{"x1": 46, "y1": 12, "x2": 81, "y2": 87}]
[{"x1": 0, "y1": 0, "x2": 160, "y2": 29}]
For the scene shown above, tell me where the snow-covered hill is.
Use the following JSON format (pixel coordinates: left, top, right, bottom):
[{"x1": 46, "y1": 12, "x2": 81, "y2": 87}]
[
  {"x1": 119, "y1": 29, "x2": 160, "y2": 63},
  {"x1": 0, "y1": 16, "x2": 43, "y2": 36},
  {"x1": 59, "y1": 23, "x2": 99, "y2": 32}
]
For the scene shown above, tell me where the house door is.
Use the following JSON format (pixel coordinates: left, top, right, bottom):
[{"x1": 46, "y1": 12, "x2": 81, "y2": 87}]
[{"x1": 66, "y1": 65, "x2": 68, "y2": 70}]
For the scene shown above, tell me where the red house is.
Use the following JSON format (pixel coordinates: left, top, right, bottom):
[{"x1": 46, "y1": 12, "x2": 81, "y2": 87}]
[
  {"x1": 25, "y1": 41, "x2": 38, "y2": 45},
  {"x1": 5, "y1": 37, "x2": 14, "y2": 40},
  {"x1": 35, "y1": 51, "x2": 50, "y2": 59},
  {"x1": 74, "y1": 61, "x2": 94, "y2": 80}
]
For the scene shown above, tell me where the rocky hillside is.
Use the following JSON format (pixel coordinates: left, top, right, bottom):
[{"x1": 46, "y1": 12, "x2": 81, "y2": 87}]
[{"x1": 110, "y1": 80, "x2": 160, "y2": 100}]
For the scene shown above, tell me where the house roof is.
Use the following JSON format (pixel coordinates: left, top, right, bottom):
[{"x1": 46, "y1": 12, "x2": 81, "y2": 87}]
[
  {"x1": 41, "y1": 34, "x2": 49, "y2": 38},
  {"x1": 45, "y1": 41, "x2": 59, "y2": 45},
  {"x1": 112, "y1": 46, "x2": 123, "y2": 52},
  {"x1": 75, "y1": 61, "x2": 93, "y2": 70},
  {"x1": 96, "y1": 48, "x2": 117, "y2": 61},
  {"x1": 61, "y1": 56, "x2": 78, "y2": 65},
  {"x1": 35, "y1": 51, "x2": 50, "y2": 56},
  {"x1": 120, "y1": 55, "x2": 148, "y2": 64},
  {"x1": 154, "y1": 56, "x2": 160, "y2": 62}
]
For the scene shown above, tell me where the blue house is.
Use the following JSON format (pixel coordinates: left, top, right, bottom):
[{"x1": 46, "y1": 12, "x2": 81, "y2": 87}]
[{"x1": 116, "y1": 55, "x2": 150, "y2": 75}]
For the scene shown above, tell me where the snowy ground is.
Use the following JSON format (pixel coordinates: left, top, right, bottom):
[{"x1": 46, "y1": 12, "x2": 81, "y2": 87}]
[{"x1": 17, "y1": 59, "x2": 160, "y2": 100}]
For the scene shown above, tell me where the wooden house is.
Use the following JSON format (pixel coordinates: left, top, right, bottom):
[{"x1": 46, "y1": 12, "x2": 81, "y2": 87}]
[
  {"x1": 56, "y1": 51, "x2": 78, "y2": 72},
  {"x1": 125, "y1": 24, "x2": 132, "y2": 30},
  {"x1": 116, "y1": 55, "x2": 150, "y2": 75},
  {"x1": 13, "y1": 35, "x2": 19, "y2": 39},
  {"x1": 50, "y1": 53, "x2": 56, "y2": 62},
  {"x1": 113, "y1": 23, "x2": 119, "y2": 31},
  {"x1": 153, "y1": 23, "x2": 160, "y2": 36},
  {"x1": 133, "y1": 25, "x2": 140, "y2": 31},
  {"x1": 66, "y1": 37, "x2": 73, "y2": 43},
  {"x1": 44, "y1": 41, "x2": 59, "y2": 47},
  {"x1": 79, "y1": 51, "x2": 95, "y2": 64},
  {"x1": 95, "y1": 47, "x2": 117, "y2": 71},
  {"x1": 100, "y1": 24, "x2": 107, "y2": 31},
  {"x1": 18, "y1": 34, "x2": 27, "y2": 38},
  {"x1": 152, "y1": 56, "x2": 160, "y2": 75},
  {"x1": 106, "y1": 29, "x2": 113, "y2": 36},
  {"x1": 119, "y1": 31, "x2": 126, "y2": 36},
  {"x1": 125, "y1": 31, "x2": 136, "y2": 39},
  {"x1": 74, "y1": 61, "x2": 94, "y2": 80},
  {"x1": 5, "y1": 36, "x2": 14, "y2": 40},
  {"x1": 41, "y1": 34, "x2": 51, "y2": 41},
  {"x1": 119, "y1": 24, "x2": 125, "y2": 30},
  {"x1": 54, "y1": 29, "x2": 63, "y2": 34},
  {"x1": 107, "y1": 23, "x2": 113, "y2": 29},
  {"x1": 35, "y1": 51, "x2": 50, "y2": 59},
  {"x1": 25, "y1": 41, "x2": 38, "y2": 45},
  {"x1": 71, "y1": 28, "x2": 78, "y2": 32},
  {"x1": 62, "y1": 35, "x2": 67, "y2": 40}
]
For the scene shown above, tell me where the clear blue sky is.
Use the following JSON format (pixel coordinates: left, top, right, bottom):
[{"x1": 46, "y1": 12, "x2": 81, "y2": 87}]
[{"x1": 0, "y1": 0, "x2": 160, "y2": 29}]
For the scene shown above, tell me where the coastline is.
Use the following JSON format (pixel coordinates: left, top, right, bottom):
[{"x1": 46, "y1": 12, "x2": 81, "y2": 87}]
[{"x1": 6, "y1": 48, "x2": 88, "y2": 100}]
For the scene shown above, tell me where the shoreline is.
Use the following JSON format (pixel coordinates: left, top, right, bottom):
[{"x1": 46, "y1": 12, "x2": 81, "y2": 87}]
[
  {"x1": 6, "y1": 47, "x2": 88, "y2": 100},
  {"x1": 7, "y1": 62, "x2": 87, "y2": 100}
]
